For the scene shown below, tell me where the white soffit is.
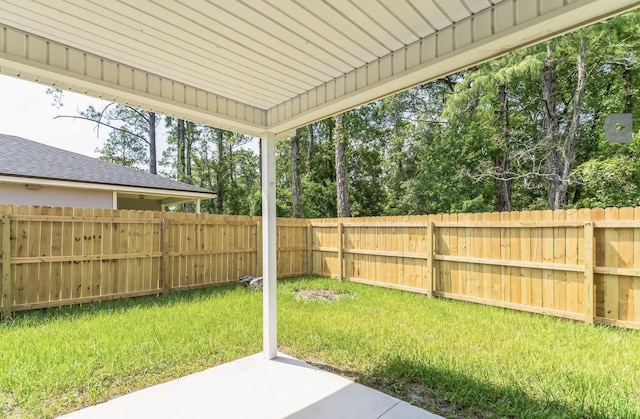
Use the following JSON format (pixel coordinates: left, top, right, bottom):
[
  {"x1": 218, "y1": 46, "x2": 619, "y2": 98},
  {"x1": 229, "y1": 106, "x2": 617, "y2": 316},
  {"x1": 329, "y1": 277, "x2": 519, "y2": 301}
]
[{"x1": 0, "y1": 0, "x2": 638, "y2": 136}]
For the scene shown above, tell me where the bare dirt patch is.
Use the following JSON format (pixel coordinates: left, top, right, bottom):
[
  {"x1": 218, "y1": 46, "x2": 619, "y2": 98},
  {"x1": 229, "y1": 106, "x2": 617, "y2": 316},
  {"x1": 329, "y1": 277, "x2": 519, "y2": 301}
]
[
  {"x1": 1, "y1": 392, "x2": 22, "y2": 418},
  {"x1": 293, "y1": 288, "x2": 352, "y2": 302},
  {"x1": 363, "y1": 377, "x2": 466, "y2": 418}
]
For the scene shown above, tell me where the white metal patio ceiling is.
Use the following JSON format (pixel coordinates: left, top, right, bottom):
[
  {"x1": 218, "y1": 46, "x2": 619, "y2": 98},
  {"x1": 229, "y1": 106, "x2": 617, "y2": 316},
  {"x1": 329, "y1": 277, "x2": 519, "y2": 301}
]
[{"x1": 1, "y1": 0, "x2": 638, "y2": 137}]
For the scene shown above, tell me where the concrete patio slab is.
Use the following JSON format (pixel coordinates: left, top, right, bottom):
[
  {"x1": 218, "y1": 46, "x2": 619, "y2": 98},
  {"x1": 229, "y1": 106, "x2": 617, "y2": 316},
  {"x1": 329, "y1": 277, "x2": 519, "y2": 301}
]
[{"x1": 60, "y1": 353, "x2": 442, "y2": 419}]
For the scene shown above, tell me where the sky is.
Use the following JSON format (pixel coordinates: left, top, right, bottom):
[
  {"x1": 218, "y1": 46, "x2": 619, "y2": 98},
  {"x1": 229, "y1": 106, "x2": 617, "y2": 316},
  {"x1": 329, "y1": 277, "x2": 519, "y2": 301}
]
[{"x1": 0, "y1": 73, "x2": 168, "y2": 158}]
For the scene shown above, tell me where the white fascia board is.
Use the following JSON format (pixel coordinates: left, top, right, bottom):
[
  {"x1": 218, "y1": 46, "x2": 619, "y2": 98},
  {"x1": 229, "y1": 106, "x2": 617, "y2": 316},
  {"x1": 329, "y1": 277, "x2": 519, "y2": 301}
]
[
  {"x1": 0, "y1": 175, "x2": 216, "y2": 200},
  {"x1": 266, "y1": 0, "x2": 640, "y2": 133},
  {"x1": 0, "y1": 24, "x2": 268, "y2": 136}
]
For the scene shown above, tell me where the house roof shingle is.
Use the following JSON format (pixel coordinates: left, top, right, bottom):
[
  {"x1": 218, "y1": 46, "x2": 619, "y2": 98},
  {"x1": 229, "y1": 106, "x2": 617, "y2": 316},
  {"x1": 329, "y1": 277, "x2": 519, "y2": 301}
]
[{"x1": 0, "y1": 133, "x2": 213, "y2": 194}]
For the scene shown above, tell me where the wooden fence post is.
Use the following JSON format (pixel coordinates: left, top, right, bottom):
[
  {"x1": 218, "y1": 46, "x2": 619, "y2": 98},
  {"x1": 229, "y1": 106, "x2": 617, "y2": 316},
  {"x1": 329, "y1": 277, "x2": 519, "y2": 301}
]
[
  {"x1": 426, "y1": 222, "x2": 434, "y2": 297},
  {"x1": 307, "y1": 222, "x2": 313, "y2": 276},
  {"x1": 337, "y1": 222, "x2": 344, "y2": 281},
  {"x1": 584, "y1": 222, "x2": 594, "y2": 325},
  {"x1": 2, "y1": 214, "x2": 11, "y2": 320},
  {"x1": 161, "y1": 219, "x2": 170, "y2": 296},
  {"x1": 256, "y1": 221, "x2": 262, "y2": 277}
]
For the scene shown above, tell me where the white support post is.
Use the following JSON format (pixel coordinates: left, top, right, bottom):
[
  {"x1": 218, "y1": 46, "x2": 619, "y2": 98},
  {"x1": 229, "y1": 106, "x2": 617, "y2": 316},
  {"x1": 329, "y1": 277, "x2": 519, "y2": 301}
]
[
  {"x1": 261, "y1": 131, "x2": 278, "y2": 360},
  {"x1": 112, "y1": 191, "x2": 118, "y2": 209},
  {"x1": 196, "y1": 199, "x2": 201, "y2": 214}
]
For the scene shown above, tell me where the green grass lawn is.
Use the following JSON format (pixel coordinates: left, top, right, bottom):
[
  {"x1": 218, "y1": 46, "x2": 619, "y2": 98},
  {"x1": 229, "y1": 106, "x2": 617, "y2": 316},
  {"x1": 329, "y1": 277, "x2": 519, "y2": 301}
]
[{"x1": 1, "y1": 277, "x2": 639, "y2": 418}]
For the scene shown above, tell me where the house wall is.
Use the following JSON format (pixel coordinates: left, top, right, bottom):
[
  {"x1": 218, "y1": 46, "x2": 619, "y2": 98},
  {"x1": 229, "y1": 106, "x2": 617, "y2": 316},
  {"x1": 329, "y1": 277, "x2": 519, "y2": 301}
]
[{"x1": 0, "y1": 183, "x2": 113, "y2": 209}]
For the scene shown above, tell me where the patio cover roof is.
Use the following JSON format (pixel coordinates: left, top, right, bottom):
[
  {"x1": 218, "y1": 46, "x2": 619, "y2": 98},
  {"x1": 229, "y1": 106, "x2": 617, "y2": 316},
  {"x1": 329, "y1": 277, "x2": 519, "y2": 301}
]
[
  {"x1": 0, "y1": 0, "x2": 638, "y2": 361},
  {"x1": 0, "y1": 1, "x2": 638, "y2": 138}
]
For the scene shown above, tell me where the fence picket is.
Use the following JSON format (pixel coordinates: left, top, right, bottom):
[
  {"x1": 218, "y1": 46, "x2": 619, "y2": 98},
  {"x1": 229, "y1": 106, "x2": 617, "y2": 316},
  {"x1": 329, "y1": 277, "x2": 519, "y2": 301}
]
[
  {"x1": 553, "y1": 210, "x2": 567, "y2": 312},
  {"x1": 617, "y1": 208, "x2": 634, "y2": 321},
  {"x1": 509, "y1": 211, "x2": 521, "y2": 305},
  {"x1": 592, "y1": 208, "x2": 606, "y2": 317},
  {"x1": 490, "y1": 212, "x2": 501, "y2": 301},
  {"x1": 541, "y1": 210, "x2": 554, "y2": 309},
  {"x1": 565, "y1": 209, "x2": 579, "y2": 314},
  {"x1": 584, "y1": 222, "x2": 595, "y2": 325},
  {"x1": 426, "y1": 222, "x2": 434, "y2": 296},
  {"x1": 634, "y1": 208, "x2": 640, "y2": 322},
  {"x1": 2, "y1": 214, "x2": 10, "y2": 319}
]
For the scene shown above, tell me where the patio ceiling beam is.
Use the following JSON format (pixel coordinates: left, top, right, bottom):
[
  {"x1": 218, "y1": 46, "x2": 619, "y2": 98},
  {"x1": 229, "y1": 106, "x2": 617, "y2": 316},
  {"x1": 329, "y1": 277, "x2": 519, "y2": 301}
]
[
  {"x1": 0, "y1": 24, "x2": 268, "y2": 137},
  {"x1": 266, "y1": 0, "x2": 640, "y2": 134}
]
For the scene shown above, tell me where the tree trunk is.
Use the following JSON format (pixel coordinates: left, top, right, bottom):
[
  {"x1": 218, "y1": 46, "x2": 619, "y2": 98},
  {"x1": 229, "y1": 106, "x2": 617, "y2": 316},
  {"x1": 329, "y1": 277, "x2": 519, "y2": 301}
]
[
  {"x1": 148, "y1": 112, "x2": 157, "y2": 174},
  {"x1": 335, "y1": 113, "x2": 350, "y2": 217},
  {"x1": 572, "y1": 183, "x2": 583, "y2": 205},
  {"x1": 291, "y1": 134, "x2": 302, "y2": 218},
  {"x1": 177, "y1": 119, "x2": 185, "y2": 182},
  {"x1": 229, "y1": 135, "x2": 234, "y2": 183},
  {"x1": 543, "y1": 39, "x2": 587, "y2": 210},
  {"x1": 177, "y1": 119, "x2": 187, "y2": 212},
  {"x1": 623, "y1": 63, "x2": 633, "y2": 114},
  {"x1": 185, "y1": 122, "x2": 192, "y2": 182},
  {"x1": 543, "y1": 43, "x2": 562, "y2": 209},
  {"x1": 561, "y1": 38, "x2": 587, "y2": 197},
  {"x1": 494, "y1": 82, "x2": 512, "y2": 212},
  {"x1": 216, "y1": 130, "x2": 224, "y2": 213},
  {"x1": 307, "y1": 122, "x2": 315, "y2": 168}
]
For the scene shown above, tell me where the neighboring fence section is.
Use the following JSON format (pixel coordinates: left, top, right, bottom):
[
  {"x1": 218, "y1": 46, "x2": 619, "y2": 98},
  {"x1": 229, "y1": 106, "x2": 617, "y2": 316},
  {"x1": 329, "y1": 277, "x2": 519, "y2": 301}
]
[
  {"x1": 164, "y1": 212, "x2": 258, "y2": 292},
  {"x1": 310, "y1": 208, "x2": 640, "y2": 330},
  {"x1": 0, "y1": 205, "x2": 308, "y2": 318},
  {"x1": 2, "y1": 205, "x2": 640, "y2": 330}
]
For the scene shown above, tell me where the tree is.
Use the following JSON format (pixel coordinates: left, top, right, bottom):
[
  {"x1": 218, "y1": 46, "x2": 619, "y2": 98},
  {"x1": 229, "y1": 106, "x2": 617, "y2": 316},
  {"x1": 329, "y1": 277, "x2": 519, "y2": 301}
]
[
  {"x1": 543, "y1": 38, "x2": 587, "y2": 209},
  {"x1": 58, "y1": 103, "x2": 159, "y2": 173},
  {"x1": 335, "y1": 113, "x2": 349, "y2": 217},
  {"x1": 494, "y1": 82, "x2": 512, "y2": 211},
  {"x1": 187, "y1": 127, "x2": 258, "y2": 215},
  {"x1": 216, "y1": 129, "x2": 225, "y2": 213},
  {"x1": 291, "y1": 132, "x2": 302, "y2": 218},
  {"x1": 440, "y1": 51, "x2": 548, "y2": 212},
  {"x1": 96, "y1": 128, "x2": 148, "y2": 169},
  {"x1": 160, "y1": 118, "x2": 200, "y2": 211},
  {"x1": 276, "y1": 118, "x2": 336, "y2": 218}
]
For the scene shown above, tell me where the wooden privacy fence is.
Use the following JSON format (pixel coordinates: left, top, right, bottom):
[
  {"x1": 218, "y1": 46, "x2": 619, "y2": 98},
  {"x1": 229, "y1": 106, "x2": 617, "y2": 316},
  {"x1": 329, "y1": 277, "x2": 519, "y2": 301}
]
[
  {"x1": 310, "y1": 208, "x2": 640, "y2": 330},
  {"x1": 0, "y1": 205, "x2": 308, "y2": 318},
  {"x1": 2, "y1": 204, "x2": 640, "y2": 330}
]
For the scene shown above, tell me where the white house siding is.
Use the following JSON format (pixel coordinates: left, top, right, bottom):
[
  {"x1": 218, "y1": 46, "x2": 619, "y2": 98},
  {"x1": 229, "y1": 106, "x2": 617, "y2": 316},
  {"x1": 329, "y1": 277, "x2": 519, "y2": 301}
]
[{"x1": 0, "y1": 183, "x2": 113, "y2": 209}]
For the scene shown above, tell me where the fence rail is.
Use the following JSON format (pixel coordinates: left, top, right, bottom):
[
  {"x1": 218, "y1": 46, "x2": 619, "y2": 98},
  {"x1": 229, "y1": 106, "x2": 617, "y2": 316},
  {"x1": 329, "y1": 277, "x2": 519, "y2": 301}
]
[{"x1": 2, "y1": 205, "x2": 640, "y2": 330}]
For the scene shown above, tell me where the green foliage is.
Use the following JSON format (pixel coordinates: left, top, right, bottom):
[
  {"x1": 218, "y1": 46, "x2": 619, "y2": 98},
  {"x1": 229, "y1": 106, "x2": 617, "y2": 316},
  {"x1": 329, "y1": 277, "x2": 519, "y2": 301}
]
[
  {"x1": 161, "y1": 121, "x2": 261, "y2": 216},
  {"x1": 82, "y1": 104, "x2": 154, "y2": 171},
  {"x1": 96, "y1": 128, "x2": 148, "y2": 169},
  {"x1": 277, "y1": 120, "x2": 338, "y2": 218},
  {"x1": 573, "y1": 133, "x2": 640, "y2": 208}
]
